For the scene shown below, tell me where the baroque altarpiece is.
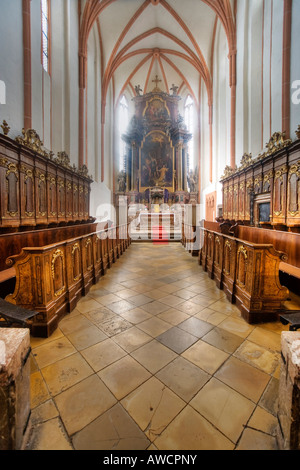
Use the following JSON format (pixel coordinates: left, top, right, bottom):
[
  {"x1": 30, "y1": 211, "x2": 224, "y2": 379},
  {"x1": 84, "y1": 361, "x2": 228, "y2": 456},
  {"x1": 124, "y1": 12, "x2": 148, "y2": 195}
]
[{"x1": 117, "y1": 79, "x2": 193, "y2": 208}]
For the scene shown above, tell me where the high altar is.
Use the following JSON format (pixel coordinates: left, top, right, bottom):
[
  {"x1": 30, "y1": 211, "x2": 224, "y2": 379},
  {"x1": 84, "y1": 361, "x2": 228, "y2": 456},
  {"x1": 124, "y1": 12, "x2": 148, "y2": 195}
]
[{"x1": 116, "y1": 77, "x2": 194, "y2": 209}]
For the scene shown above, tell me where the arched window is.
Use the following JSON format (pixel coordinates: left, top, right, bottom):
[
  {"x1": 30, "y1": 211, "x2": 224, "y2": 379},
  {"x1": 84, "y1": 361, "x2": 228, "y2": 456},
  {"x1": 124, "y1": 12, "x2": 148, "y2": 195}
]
[
  {"x1": 118, "y1": 95, "x2": 129, "y2": 171},
  {"x1": 184, "y1": 95, "x2": 194, "y2": 171},
  {"x1": 41, "y1": 0, "x2": 50, "y2": 73}
]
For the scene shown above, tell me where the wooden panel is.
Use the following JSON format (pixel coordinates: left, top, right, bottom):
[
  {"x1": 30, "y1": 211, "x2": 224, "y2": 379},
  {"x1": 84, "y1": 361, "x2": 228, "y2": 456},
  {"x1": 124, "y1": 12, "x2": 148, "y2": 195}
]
[
  {"x1": 234, "y1": 240, "x2": 289, "y2": 323},
  {"x1": 222, "y1": 236, "x2": 237, "y2": 304},
  {"x1": 287, "y1": 159, "x2": 300, "y2": 227},
  {"x1": 0, "y1": 152, "x2": 20, "y2": 228},
  {"x1": 213, "y1": 233, "x2": 224, "y2": 289},
  {"x1": 34, "y1": 159, "x2": 47, "y2": 226},
  {"x1": 206, "y1": 231, "x2": 215, "y2": 279},
  {"x1": 57, "y1": 168, "x2": 66, "y2": 224},
  {"x1": 19, "y1": 151, "x2": 35, "y2": 226},
  {"x1": 72, "y1": 175, "x2": 79, "y2": 222},
  {"x1": 236, "y1": 225, "x2": 300, "y2": 270},
  {"x1": 0, "y1": 223, "x2": 98, "y2": 272},
  {"x1": 46, "y1": 165, "x2": 58, "y2": 225},
  {"x1": 65, "y1": 239, "x2": 82, "y2": 311}
]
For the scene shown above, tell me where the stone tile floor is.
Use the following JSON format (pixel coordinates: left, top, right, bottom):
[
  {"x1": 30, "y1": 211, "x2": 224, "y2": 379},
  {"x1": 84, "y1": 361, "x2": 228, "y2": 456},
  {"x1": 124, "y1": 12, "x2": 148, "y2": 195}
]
[{"x1": 25, "y1": 242, "x2": 300, "y2": 451}]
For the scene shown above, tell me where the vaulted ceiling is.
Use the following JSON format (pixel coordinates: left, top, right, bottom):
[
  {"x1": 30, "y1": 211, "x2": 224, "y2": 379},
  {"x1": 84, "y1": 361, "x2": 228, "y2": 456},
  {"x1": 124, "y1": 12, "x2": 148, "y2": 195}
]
[{"x1": 80, "y1": 0, "x2": 236, "y2": 111}]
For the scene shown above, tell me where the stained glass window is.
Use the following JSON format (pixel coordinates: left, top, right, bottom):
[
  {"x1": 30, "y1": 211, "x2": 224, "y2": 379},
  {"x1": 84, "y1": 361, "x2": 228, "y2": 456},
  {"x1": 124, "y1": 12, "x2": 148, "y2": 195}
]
[
  {"x1": 41, "y1": 0, "x2": 49, "y2": 72},
  {"x1": 119, "y1": 96, "x2": 129, "y2": 172},
  {"x1": 184, "y1": 95, "x2": 194, "y2": 171}
]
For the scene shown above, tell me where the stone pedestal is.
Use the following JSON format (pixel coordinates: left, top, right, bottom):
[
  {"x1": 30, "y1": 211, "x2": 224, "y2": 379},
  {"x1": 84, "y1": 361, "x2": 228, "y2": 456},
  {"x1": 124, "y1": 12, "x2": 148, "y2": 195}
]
[
  {"x1": 277, "y1": 331, "x2": 300, "y2": 450},
  {"x1": 0, "y1": 328, "x2": 31, "y2": 450}
]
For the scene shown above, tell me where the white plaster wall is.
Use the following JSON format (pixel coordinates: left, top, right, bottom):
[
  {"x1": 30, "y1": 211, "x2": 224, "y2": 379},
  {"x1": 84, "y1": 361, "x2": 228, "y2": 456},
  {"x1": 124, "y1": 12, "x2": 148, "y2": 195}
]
[
  {"x1": 0, "y1": 0, "x2": 23, "y2": 137},
  {"x1": 31, "y1": 0, "x2": 43, "y2": 142},
  {"x1": 50, "y1": 0, "x2": 79, "y2": 164},
  {"x1": 271, "y1": 0, "x2": 283, "y2": 135},
  {"x1": 51, "y1": 0, "x2": 64, "y2": 154},
  {"x1": 235, "y1": 0, "x2": 249, "y2": 160},
  {"x1": 87, "y1": 26, "x2": 113, "y2": 221},
  {"x1": 248, "y1": 0, "x2": 263, "y2": 158},
  {"x1": 87, "y1": 27, "x2": 98, "y2": 179},
  {"x1": 199, "y1": 21, "x2": 230, "y2": 217},
  {"x1": 214, "y1": 23, "x2": 229, "y2": 179}
]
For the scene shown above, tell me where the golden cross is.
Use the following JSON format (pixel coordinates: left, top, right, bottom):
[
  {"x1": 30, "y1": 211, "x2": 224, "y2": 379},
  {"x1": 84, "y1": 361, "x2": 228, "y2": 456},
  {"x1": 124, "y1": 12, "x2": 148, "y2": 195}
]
[{"x1": 152, "y1": 75, "x2": 162, "y2": 88}]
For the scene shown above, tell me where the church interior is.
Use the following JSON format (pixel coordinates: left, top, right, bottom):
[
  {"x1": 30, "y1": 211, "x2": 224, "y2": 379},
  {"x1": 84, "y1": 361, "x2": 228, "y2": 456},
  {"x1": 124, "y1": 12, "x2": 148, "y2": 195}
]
[{"x1": 0, "y1": 0, "x2": 300, "y2": 452}]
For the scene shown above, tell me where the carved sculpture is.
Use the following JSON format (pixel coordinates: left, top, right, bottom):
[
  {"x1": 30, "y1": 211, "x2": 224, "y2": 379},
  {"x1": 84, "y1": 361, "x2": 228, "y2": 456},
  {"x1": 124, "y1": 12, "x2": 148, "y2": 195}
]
[
  {"x1": 240, "y1": 153, "x2": 253, "y2": 169},
  {"x1": 117, "y1": 171, "x2": 126, "y2": 193},
  {"x1": 135, "y1": 85, "x2": 143, "y2": 96},
  {"x1": 265, "y1": 131, "x2": 292, "y2": 156},
  {"x1": 1, "y1": 120, "x2": 10, "y2": 135},
  {"x1": 187, "y1": 167, "x2": 198, "y2": 192},
  {"x1": 170, "y1": 84, "x2": 179, "y2": 95}
]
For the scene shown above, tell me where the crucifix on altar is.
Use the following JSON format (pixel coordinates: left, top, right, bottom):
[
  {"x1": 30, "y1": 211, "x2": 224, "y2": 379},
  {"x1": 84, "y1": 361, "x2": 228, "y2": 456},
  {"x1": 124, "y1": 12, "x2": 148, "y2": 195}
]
[{"x1": 152, "y1": 75, "x2": 162, "y2": 91}]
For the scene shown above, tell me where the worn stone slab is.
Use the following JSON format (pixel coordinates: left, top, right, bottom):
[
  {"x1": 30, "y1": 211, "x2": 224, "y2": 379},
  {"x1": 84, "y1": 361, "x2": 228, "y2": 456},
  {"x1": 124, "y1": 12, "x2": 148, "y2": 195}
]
[
  {"x1": 277, "y1": 331, "x2": 300, "y2": 451},
  {"x1": 0, "y1": 328, "x2": 31, "y2": 450}
]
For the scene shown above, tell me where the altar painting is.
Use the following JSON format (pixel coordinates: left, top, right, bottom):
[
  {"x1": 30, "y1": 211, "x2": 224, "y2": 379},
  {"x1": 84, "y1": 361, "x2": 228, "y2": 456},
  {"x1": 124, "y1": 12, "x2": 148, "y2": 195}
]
[
  {"x1": 143, "y1": 97, "x2": 170, "y2": 122},
  {"x1": 140, "y1": 132, "x2": 174, "y2": 190}
]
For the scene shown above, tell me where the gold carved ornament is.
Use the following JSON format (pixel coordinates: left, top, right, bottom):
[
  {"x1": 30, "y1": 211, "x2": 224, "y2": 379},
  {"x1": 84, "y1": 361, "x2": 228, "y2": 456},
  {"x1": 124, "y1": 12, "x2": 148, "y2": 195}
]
[
  {"x1": 221, "y1": 165, "x2": 235, "y2": 180},
  {"x1": 237, "y1": 245, "x2": 248, "y2": 259},
  {"x1": 15, "y1": 129, "x2": 93, "y2": 180},
  {"x1": 15, "y1": 128, "x2": 50, "y2": 158},
  {"x1": 51, "y1": 249, "x2": 66, "y2": 297},
  {"x1": 1, "y1": 120, "x2": 10, "y2": 135},
  {"x1": 221, "y1": 131, "x2": 292, "y2": 181},
  {"x1": 239, "y1": 153, "x2": 253, "y2": 169},
  {"x1": 265, "y1": 132, "x2": 292, "y2": 156}
]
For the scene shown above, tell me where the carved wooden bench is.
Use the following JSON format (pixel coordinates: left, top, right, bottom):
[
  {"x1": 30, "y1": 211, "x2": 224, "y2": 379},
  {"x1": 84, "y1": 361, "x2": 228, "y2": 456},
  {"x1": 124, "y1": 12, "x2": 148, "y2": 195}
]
[
  {"x1": 199, "y1": 227, "x2": 289, "y2": 324},
  {"x1": 4, "y1": 223, "x2": 130, "y2": 338}
]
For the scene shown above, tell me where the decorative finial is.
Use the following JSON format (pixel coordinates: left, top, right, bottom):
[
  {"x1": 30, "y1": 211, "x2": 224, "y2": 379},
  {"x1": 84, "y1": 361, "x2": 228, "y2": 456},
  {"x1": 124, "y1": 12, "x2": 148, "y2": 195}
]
[{"x1": 1, "y1": 120, "x2": 10, "y2": 135}]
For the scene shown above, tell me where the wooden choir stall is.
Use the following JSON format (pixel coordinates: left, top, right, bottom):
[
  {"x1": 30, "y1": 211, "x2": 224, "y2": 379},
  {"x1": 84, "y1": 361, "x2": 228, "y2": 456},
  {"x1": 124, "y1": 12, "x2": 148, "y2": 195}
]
[
  {"x1": 0, "y1": 126, "x2": 131, "y2": 337},
  {"x1": 197, "y1": 130, "x2": 300, "y2": 324}
]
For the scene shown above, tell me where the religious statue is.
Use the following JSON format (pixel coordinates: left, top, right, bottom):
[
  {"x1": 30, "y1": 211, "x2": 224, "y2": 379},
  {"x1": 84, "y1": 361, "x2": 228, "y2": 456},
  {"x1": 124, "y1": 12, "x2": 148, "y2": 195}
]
[
  {"x1": 117, "y1": 171, "x2": 126, "y2": 193},
  {"x1": 135, "y1": 85, "x2": 143, "y2": 96},
  {"x1": 170, "y1": 84, "x2": 178, "y2": 95},
  {"x1": 187, "y1": 168, "x2": 198, "y2": 192}
]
